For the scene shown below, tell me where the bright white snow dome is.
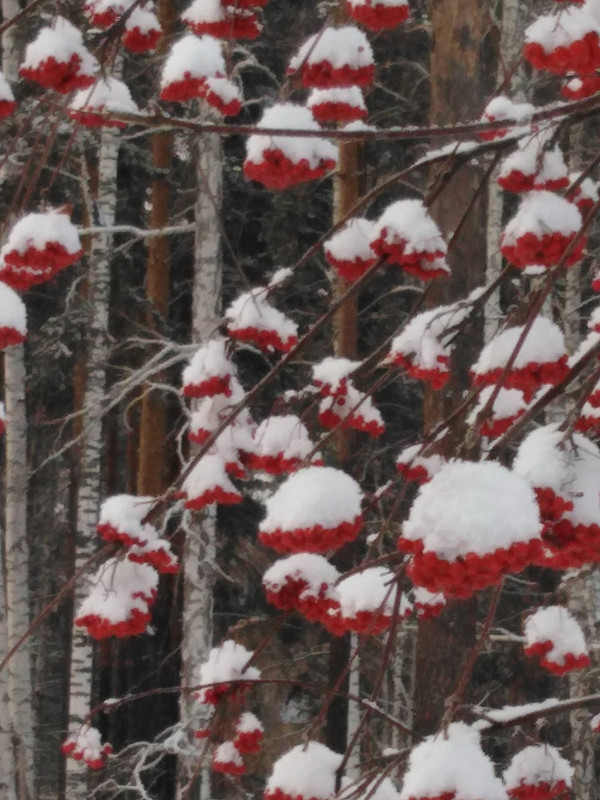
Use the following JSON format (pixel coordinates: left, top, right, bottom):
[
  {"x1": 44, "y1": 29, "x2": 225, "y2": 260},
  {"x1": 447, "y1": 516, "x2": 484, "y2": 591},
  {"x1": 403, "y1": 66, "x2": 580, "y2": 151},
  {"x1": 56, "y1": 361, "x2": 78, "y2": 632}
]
[{"x1": 402, "y1": 460, "x2": 542, "y2": 560}]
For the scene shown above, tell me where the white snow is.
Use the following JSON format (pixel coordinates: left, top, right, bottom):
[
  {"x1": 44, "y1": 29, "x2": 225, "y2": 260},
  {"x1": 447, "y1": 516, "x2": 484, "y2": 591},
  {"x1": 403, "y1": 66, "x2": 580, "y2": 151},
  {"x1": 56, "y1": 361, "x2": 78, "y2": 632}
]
[
  {"x1": 260, "y1": 466, "x2": 363, "y2": 533},
  {"x1": 236, "y1": 711, "x2": 263, "y2": 734},
  {"x1": 525, "y1": 7, "x2": 600, "y2": 54},
  {"x1": 483, "y1": 96, "x2": 535, "y2": 125},
  {"x1": 371, "y1": 199, "x2": 447, "y2": 258},
  {"x1": 324, "y1": 217, "x2": 376, "y2": 265},
  {"x1": 69, "y1": 77, "x2": 138, "y2": 115},
  {"x1": 0, "y1": 71, "x2": 14, "y2": 102},
  {"x1": 265, "y1": 741, "x2": 343, "y2": 800},
  {"x1": 98, "y1": 494, "x2": 156, "y2": 544},
  {"x1": 76, "y1": 558, "x2": 158, "y2": 626},
  {"x1": 501, "y1": 191, "x2": 582, "y2": 243},
  {"x1": 335, "y1": 567, "x2": 409, "y2": 617},
  {"x1": 498, "y1": 130, "x2": 568, "y2": 188},
  {"x1": 395, "y1": 444, "x2": 446, "y2": 479},
  {"x1": 182, "y1": 337, "x2": 233, "y2": 391},
  {"x1": 0, "y1": 282, "x2": 27, "y2": 336},
  {"x1": 308, "y1": 86, "x2": 366, "y2": 114},
  {"x1": 161, "y1": 35, "x2": 225, "y2": 88},
  {"x1": 402, "y1": 460, "x2": 543, "y2": 559},
  {"x1": 2, "y1": 212, "x2": 82, "y2": 260},
  {"x1": 181, "y1": 453, "x2": 241, "y2": 502},
  {"x1": 125, "y1": 5, "x2": 160, "y2": 34},
  {"x1": 289, "y1": 27, "x2": 374, "y2": 72},
  {"x1": 245, "y1": 103, "x2": 337, "y2": 169},
  {"x1": 472, "y1": 317, "x2": 567, "y2": 374},
  {"x1": 225, "y1": 288, "x2": 298, "y2": 346},
  {"x1": 21, "y1": 17, "x2": 98, "y2": 76},
  {"x1": 503, "y1": 744, "x2": 573, "y2": 792},
  {"x1": 194, "y1": 640, "x2": 260, "y2": 701},
  {"x1": 467, "y1": 387, "x2": 528, "y2": 427},
  {"x1": 319, "y1": 381, "x2": 384, "y2": 433},
  {"x1": 399, "y1": 722, "x2": 507, "y2": 800},
  {"x1": 524, "y1": 606, "x2": 588, "y2": 665},
  {"x1": 251, "y1": 415, "x2": 315, "y2": 463},
  {"x1": 312, "y1": 356, "x2": 360, "y2": 395},
  {"x1": 263, "y1": 554, "x2": 340, "y2": 598}
]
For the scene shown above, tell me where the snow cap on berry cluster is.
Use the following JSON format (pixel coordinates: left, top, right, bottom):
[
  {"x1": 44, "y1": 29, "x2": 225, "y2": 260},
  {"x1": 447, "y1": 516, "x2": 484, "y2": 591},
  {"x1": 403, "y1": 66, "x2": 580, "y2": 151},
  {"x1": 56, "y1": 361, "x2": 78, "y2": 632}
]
[
  {"x1": 524, "y1": 605, "x2": 589, "y2": 674},
  {"x1": 69, "y1": 77, "x2": 139, "y2": 126},
  {"x1": 97, "y1": 494, "x2": 156, "y2": 546},
  {"x1": 1, "y1": 211, "x2": 83, "y2": 269},
  {"x1": 0, "y1": 282, "x2": 27, "y2": 348},
  {"x1": 182, "y1": 337, "x2": 235, "y2": 398},
  {"x1": 194, "y1": 640, "x2": 260, "y2": 705},
  {"x1": 503, "y1": 744, "x2": 573, "y2": 798},
  {"x1": 399, "y1": 722, "x2": 507, "y2": 800},
  {"x1": 288, "y1": 27, "x2": 375, "y2": 87},
  {"x1": 265, "y1": 741, "x2": 343, "y2": 800},
  {"x1": 225, "y1": 288, "x2": 298, "y2": 352},
  {"x1": 61, "y1": 725, "x2": 112, "y2": 770}
]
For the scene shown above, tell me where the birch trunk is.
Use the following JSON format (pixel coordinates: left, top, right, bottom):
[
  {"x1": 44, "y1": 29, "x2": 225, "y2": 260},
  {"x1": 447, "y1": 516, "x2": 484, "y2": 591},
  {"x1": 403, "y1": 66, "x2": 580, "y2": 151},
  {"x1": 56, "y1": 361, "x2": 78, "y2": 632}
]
[
  {"x1": 4, "y1": 344, "x2": 34, "y2": 800},
  {"x1": 66, "y1": 126, "x2": 120, "y2": 800},
  {"x1": 177, "y1": 129, "x2": 222, "y2": 800},
  {"x1": 2, "y1": 7, "x2": 33, "y2": 797}
]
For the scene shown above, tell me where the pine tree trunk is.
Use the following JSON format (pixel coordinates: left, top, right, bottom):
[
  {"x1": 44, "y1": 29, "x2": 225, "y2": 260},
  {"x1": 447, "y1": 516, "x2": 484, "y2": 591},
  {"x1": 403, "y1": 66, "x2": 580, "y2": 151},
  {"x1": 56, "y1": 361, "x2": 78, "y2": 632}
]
[
  {"x1": 66, "y1": 126, "x2": 120, "y2": 800},
  {"x1": 177, "y1": 129, "x2": 222, "y2": 800}
]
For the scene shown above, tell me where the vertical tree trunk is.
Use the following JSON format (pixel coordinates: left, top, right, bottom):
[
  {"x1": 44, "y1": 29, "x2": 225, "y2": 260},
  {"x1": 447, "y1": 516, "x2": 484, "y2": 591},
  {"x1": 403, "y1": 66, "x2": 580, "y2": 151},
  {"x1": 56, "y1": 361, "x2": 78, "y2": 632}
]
[
  {"x1": 136, "y1": 0, "x2": 175, "y2": 497},
  {"x1": 177, "y1": 128, "x2": 222, "y2": 800},
  {"x1": 414, "y1": 0, "x2": 488, "y2": 736},
  {"x1": 4, "y1": 344, "x2": 34, "y2": 800},
  {"x1": 485, "y1": 0, "x2": 524, "y2": 342},
  {"x1": 2, "y1": 7, "x2": 33, "y2": 798},
  {"x1": 66, "y1": 126, "x2": 120, "y2": 800}
]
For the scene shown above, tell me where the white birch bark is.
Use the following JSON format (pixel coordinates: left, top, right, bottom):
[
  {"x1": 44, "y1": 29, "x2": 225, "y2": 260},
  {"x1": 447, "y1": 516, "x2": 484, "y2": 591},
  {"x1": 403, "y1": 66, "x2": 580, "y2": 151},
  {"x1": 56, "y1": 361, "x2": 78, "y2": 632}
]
[
  {"x1": 2, "y1": 8, "x2": 33, "y2": 799},
  {"x1": 66, "y1": 125, "x2": 120, "y2": 800},
  {"x1": 345, "y1": 633, "x2": 360, "y2": 780},
  {"x1": 177, "y1": 129, "x2": 222, "y2": 800},
  {"x1": 4, "y1": 344, "x2": 34, "y2": 800},
  {"x1": 485, "y1": 0, "x2": 524, "y2": 341}
]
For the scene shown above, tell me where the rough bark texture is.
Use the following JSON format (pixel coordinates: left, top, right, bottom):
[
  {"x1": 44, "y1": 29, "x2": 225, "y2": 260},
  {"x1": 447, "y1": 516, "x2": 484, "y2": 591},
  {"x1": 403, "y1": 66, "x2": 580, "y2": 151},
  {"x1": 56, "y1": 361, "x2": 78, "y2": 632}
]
[
  {"x1": 414, "y1": 0, "x2": 489, "y2": 736},
  {"x1": 66, "y1": 126, "x2": 120, "y2": 800},
  {"x1": 4, "y1": 344, "x2": 35, "y2": 800},
  {"x1": 177, "y1": 130, "x2": 223, "y2": 800}
]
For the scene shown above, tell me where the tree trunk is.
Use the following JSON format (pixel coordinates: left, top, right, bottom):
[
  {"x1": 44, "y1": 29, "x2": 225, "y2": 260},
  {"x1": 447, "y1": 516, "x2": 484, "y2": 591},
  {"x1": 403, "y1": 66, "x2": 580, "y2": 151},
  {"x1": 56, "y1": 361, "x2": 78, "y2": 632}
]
[
  {"x1": 414, "y1": 0, "x2": 489, "y2": 736},
  {"x1": 66, "y1": 126, "x2": 120, "y2": 800},
  {"x1": 177, "y1": 128, "x2": 223, "y2": 800},
  {"x1": 4, "y1": 344, "x2": 34, "y2": 800}
]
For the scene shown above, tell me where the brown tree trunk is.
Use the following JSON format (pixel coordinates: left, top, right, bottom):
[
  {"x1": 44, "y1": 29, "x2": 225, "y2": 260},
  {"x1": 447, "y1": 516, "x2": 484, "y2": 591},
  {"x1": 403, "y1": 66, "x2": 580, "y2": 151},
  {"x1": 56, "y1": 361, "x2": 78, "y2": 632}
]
[
  {"x1": 413, "y1": 0, "x2": 490, "y2": 737},
  {"x1": 136, "y1": 0, "x2": 176, "y2": 496}
]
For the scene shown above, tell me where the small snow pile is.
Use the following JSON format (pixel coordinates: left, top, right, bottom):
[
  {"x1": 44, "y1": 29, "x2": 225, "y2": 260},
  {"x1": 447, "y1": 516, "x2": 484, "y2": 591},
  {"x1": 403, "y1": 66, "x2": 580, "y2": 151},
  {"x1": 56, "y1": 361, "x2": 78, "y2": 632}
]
[
  {"x1": 127, "y1": 537, "x2": 179, "y2": 574},
  {"x1": 75, "y1": 558, "x2": 158, "y2": 639},
  {"x1": 225, "y1": 288, "x2": 298, "y2": 352},
  {"x1": 388, "y1": 295, "x2": 477, "y2": 389},
  {"x1": 263, "y1": 553, "x2": 340, "y2": 622},
  {"x1": 576, "y1": 400, "x2": 600, "y2": 434},
  {"x1": 69, "y1": 77, "x2": 139, "y2": 128},
  {"x1": 513, "y1": 424, "x2": 600, "y2": 568},
  {"x1": 0, "y1": 211, "x2": 83, "y2": 288},
  {"x1": 201, "y1": 76, "x2": 242, "y2": 116},
  {"x1": 194, "y1": 640, "x2": 260, "y2": 705},
  {"x1": 501, "y1": 191, "x2": 584, "y2": 269},
  {"x1": 479, "y1": 96, "x2": 534, "y2": 141},
  {"x1": 503, "y1": 744, "x2": 573, "y2": 800},
  {"x1": 61, "y1": 726, "x2": 113, "y2": 770},
  {"x1": 313, "y1": 356, "x2": 360, "y2": 397},
  {"x1": 244, "y1": 103, "x2": 337, "y2": 190},
  {"x1": 345, "y1": 0, "x2": 410, "y2": 31},
  {"x1": 319, "y1": 381, "x2": 384, "y2": 437},
  {"x1": 308, "y1": 87, "x2": 367, "y2": 124},
  {"x1": 524, "y1": 7, "x2": 600, "y2": 75},
  {"x1": 399, "y1": 722, "x2": 507, "y2": 800},
  {"x1": 182, "y1": 338, "x2": 235, "y2": 398},
  {"x1": 395, "y1": 444, "x2": 446, "y2": 484},
  {"x1": 20, "y1": 17, "x2": 98, "y2": 92},
  {"x1": 566, "y1": 172, "x2": 599, "y2": 214},
  {"x1": 234, "y1": 712, "x2": 264, "y2": 753},
  {"x1": 160, "y1": 35, "x2": 225, "y2": 102},
  {"x1": 97, "y1": 494, "x2": 155, "y2": 546},
  {"x1": 212, "y1": 741, "x2": 245, "y2": 775},
  {"x1": 264, "y1": 741, "x2": 343, "y2": 800},
  {"x1": 326, "y1": 567, "x2": 411, "y2": 636},
  {"x1": 470, "y1": 317, "x2": 569, "y2": 401},
  {"x1": 370, "y1": 200, "x2": 449, "y2": 280},
  {"x1": 467, "y1": 386, "x2": 529, "y2": 439},
  {"x1": 259, "y1": 466, "x2": 363, "y2": 553},
  {"x1": 324, "y1": 217, "x2": 377, "y2": 281},
  {"x1": 412, "y1": 586, "x2": 446, "y2": 619},
  {"x1": 245, "y1": 415, "x2": 318, "y2": 474},
  {"x1": 123, "y1": 6, "x2": 162, "y2": 53},
  {"x1": 497, "y1": 132, "x2": 569, "y2": 193},
  {"x1": 188, "y1": 378, "x2": 252, "y2": 446},
  {"x1": 562, "y1": 74, "x2": 600, "y2": 99},
  {"x1": 0, "y1": 71, "x2": 16, "y2": 118},
  {"x1": 182, "y1": 0, "x2": 261, "y2": 40},
  {"x1": 288, "y1": 27, "x2": 375, "y2": 88},
  {"x1": 180, "y1": 453, "x2": 243, "y2": 510},
  {"x1": 524, "y1": 606, "x2": 590, "y2": 675},
  {"x1": 84, "y1": 0, "x2": 133, "y2": 27},
  {"x1": 399, "y1": 461, "x2": 544, "y2": 598},
  {"x1": 0, "y1": 282, "x2": 27, "y2": 349}
]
